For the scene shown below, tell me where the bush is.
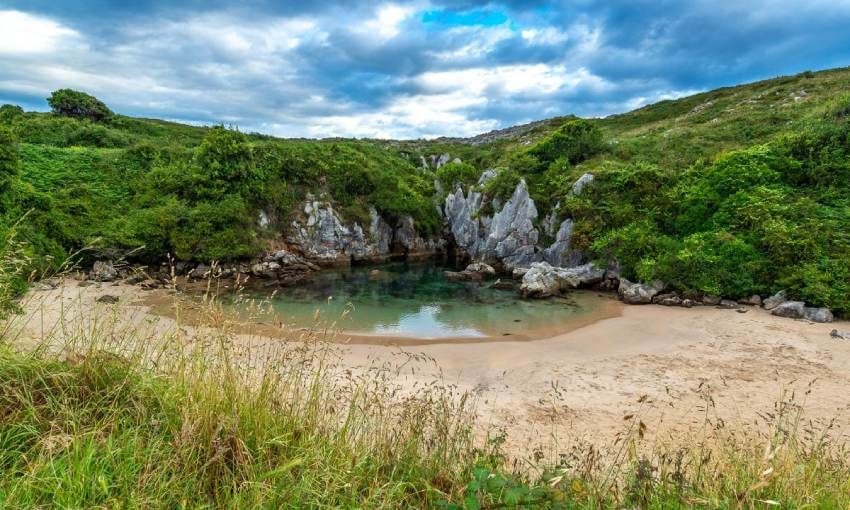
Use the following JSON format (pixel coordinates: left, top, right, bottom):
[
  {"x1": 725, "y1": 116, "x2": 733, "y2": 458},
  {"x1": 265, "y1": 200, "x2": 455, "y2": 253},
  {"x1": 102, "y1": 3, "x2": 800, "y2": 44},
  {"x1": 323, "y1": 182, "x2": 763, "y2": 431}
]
[
  {"x1": 530, "y1": 119, "x2": 604, "y2": 166},
  {"x1": 47, "y1": 89, "x2": 113, "y2": 121},
  {"x1": 436, "y1": 160, "x2": 478, "y2": 189}
]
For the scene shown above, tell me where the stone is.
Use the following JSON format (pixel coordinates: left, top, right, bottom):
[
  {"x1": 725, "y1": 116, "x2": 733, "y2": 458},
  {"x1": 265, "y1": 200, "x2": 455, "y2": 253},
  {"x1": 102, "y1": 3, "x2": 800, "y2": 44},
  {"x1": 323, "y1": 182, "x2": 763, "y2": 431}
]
[
  {"x1": 830, "y1": 329, "x2": 850, "y2": 340},
  {"x1": 96, "y1": 295, "x2": 119, "y2": 304},
  {"x1": 91, "y1": 260, "x2": 118, "y2": 282},
  {"x1": 763, "y1": 291, "x2": 787, "y2": 310},
  {"x1": 771, "y1": 301, "x2": 806, "y2": 319},
  {"x1": 464, "y1": 262, "x2": 496, "y2": 277},
  {"x1": 139, "y1": 279, "x2": 161, "y2": 289},
  {"x1": 804, "y1": 307, "x2": 834, "y2": 323},
  {"x1": 477, "y1": 169, "x2": 498, "y2": 186},
  {"x1": 702, "y1": 295, "x2": 721, "y2": 306},
  {"x1": 569, "y1": 173, "x2": 595, "y2": 196},
  {"x1": 653, "y1": 293, "x2": 683, "y2": 307},
  {"x1": 618, "y1": 279, "x2": 664, "y2": 305},
  {"x1": 718, "y1": 299, "x2": 740, "y2": 309},
  {"x1": 738, "y1": 295, "x2": 762, "y2": 306},
  {"x1": 521, "y1": 262, "x2": 605, "y2": 297},
  {"x1": 483, "y1": 179, "x2": 541, "y2": 269},
  {"x1": 543, "y1": 218, "x2": 584, "y2": 268},
  {"x1": 512, "y1": 267, "x2": 529, "y2": 280}
]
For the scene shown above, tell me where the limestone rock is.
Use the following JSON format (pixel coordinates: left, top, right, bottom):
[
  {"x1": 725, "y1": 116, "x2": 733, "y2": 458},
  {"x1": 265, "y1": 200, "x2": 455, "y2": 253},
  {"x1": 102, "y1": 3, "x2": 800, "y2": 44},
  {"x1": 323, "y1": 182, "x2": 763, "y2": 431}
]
[
  {"x1": 763, "y1": 291, "x2": 787, "y2": 310},
  {"x1": 618, "y1": 279, "x2": 664, "y2": 305},
  {"x1": 465, "y1": 262, "x2": 496, "y2": 277},
  {"x1": 520, "y1": 262, "x2": 605, "y2": 298},
  {"x1": 831, "y1": 329, "x2": 850, "y2": 340},
  {"x1": 483, "y1": 179, "x2": 540, "y2": 269},
  {"x1": 771, "y1": 301, "x2": 805, "y2": 319},
  {"x1": 738, "y1": 295, "x2": 762, "y2": 306},
  {"x1": 570, "y1": 173, "x2": 595, "y2": 196},
  {"x1": 804, "y1": 307, "x2": 834, "y2": 323}
]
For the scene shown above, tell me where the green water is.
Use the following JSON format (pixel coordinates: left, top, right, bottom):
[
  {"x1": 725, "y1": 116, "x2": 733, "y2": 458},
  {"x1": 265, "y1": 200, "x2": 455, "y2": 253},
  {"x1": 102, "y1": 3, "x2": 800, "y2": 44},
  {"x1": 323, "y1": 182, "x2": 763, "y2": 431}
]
[{"x1": 248, "y1": 262, "x2": 609, "y2": 340}]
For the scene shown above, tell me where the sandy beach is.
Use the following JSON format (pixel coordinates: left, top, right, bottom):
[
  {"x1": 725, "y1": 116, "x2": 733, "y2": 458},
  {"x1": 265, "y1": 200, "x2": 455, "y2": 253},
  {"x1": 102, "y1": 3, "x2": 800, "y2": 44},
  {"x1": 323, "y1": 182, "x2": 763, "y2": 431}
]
[{"x1": 12, "y1": 280, "x2": 850, "y2": 456}]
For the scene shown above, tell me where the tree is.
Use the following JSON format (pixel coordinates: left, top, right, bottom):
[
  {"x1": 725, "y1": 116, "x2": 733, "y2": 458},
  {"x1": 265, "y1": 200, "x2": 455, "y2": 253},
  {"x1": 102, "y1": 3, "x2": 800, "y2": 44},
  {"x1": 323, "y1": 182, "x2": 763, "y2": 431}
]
[
  {"x1": 531, "y1": 119, "x2": 605, "y2": 165},
  {"x1": 47, "y1": 89, "x2": 113, "y2": 121}
]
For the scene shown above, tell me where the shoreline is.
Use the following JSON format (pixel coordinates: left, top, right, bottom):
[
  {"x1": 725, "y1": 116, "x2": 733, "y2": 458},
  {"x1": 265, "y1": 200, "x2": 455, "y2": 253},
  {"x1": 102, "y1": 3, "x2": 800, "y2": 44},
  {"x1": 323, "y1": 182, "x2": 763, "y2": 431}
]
[{"x1": 13, "y1": 279, "x2": 850, "y2": 455}]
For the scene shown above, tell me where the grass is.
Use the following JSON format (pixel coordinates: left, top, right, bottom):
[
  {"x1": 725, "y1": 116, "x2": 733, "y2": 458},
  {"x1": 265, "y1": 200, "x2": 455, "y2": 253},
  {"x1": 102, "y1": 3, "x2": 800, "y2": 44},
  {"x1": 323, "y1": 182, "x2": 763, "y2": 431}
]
[{"x1": 1, "y1": 252, "x2": 849, "y2": 508}]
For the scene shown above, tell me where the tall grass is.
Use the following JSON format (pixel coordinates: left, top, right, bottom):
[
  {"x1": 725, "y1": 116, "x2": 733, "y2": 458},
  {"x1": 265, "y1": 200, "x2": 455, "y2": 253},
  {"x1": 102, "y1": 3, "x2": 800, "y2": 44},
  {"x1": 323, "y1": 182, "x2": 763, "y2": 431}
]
[{"x1": 1, "y1": 254, "x2": 849, "y2": 507}]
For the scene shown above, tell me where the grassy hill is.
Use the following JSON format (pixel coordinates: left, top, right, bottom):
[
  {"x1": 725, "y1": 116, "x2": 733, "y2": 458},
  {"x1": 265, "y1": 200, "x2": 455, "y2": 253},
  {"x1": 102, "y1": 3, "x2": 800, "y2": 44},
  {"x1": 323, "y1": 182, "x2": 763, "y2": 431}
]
[{"x1": 2, "y1": 66, "x2": 850, "y2": 313}]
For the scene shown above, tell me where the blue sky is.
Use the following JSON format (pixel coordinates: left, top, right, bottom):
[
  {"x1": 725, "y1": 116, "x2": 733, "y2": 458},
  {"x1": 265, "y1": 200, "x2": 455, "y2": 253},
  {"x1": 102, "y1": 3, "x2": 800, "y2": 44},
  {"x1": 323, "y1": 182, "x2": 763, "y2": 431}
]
[{"x1": 0, "y1": 1, "x2": 848, "y2": 139}]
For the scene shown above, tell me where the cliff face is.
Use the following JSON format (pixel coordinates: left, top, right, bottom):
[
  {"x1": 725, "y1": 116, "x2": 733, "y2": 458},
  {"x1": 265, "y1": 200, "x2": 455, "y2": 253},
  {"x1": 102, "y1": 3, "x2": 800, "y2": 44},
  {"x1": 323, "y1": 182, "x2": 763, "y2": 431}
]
[
  {"x1": 443, "y1": 172, "x2": 592, "y2": 271},
  {"x1": 288, "y1": 195, "x2": 442, "y2": 266}
]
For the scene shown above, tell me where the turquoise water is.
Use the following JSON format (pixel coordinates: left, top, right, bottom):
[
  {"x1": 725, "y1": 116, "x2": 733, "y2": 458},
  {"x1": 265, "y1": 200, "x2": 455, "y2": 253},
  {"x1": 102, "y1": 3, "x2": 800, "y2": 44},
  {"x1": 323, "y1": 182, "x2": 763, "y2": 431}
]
[{"x1": 249, "y1": 262, "x2": 608, "y2": 339}]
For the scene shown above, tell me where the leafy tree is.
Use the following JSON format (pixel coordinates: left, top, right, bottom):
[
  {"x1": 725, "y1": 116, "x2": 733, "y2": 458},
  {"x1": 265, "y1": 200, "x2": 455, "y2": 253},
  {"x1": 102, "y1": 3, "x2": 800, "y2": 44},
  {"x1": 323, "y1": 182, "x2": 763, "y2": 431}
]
[
  {"x1": 0, "y1": 104, "x2": 24, "y2": 123},
  {"x1": 47, "y1": 89, "x2": 113, "y2": 121}
]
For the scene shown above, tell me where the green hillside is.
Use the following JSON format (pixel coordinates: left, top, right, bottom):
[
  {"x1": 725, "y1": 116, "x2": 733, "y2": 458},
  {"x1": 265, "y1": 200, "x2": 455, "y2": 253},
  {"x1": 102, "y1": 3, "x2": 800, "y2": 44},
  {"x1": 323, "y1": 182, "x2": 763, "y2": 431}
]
[{"x1": 2, "y1": 67, "x2": 849, "y2": 313}]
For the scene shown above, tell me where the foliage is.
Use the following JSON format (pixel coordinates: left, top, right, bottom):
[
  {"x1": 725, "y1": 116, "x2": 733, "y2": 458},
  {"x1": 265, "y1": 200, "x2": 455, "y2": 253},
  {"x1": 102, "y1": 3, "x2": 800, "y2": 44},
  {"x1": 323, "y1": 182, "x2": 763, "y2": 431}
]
[
  {"x1": 47, "y1": 89, "x2": 113, "y2": 121},
  {"x1": 436, "y1": 160, "x2": 479, "y2": 189},
  {"x1": 530, "y1": 119, "x2": 605, "y2": 167}
]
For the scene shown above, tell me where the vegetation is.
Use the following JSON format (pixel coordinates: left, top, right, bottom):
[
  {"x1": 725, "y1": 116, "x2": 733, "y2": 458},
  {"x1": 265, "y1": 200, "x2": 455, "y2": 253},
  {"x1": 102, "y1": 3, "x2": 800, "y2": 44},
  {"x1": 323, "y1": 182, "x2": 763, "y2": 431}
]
[
  {"x1": 47, "y1": 89, "x2": 114, "y2": 121},
  {"x1": 3, "y1": 69, "x2": 850, "y2": 314},
  {"x1": 0, "y1": 250, "x2": 848, "y2": 507}
]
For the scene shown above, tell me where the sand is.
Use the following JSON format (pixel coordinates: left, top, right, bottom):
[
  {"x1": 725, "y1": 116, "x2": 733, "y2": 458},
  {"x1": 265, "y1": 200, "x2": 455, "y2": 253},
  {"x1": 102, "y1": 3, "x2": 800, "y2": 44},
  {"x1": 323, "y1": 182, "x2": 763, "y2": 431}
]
[{"x1": 13, "y1": 279, "x2": 850, "y2": 456}]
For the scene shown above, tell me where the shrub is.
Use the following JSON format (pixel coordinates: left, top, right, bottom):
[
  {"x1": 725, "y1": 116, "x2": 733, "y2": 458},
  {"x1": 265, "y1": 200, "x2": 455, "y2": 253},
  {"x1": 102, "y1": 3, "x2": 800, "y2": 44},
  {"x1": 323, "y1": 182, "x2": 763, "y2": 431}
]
[
  {"x1": 0, "y1": 104, "x2": 24, "y2": 122},
  {"x1": 530, "y1": 119, "x2": 604, "y2": 165},
  {"x1": 47, "y1": 89, "x2": 113, "y2": 121},
  {"x1": 436, "y1": 160, "x2": 478, "y2": 189}
]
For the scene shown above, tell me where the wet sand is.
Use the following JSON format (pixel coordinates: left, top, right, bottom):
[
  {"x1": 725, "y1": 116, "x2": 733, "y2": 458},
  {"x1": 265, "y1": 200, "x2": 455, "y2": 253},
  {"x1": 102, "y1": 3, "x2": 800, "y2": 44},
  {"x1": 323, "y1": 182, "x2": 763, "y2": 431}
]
[{"x1": 13, "y1": 280, "x2": 850, "y2": 456}]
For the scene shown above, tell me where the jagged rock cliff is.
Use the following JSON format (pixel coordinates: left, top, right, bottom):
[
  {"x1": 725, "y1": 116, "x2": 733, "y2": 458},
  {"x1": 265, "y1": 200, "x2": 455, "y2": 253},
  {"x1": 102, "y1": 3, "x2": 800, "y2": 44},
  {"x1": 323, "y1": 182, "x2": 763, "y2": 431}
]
[
  {"x1": 288, "y1": 195, "x2": 442, "y2": 266},
  {"x1": 443, "y1": 172, "x2": 593, "y2": 270}
]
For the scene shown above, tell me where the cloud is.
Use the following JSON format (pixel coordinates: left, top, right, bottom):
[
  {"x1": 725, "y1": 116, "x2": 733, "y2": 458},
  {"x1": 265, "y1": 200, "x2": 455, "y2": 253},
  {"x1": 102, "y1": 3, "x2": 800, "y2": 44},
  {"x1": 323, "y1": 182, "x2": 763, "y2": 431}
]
[
  {"x1": 0, "y1": 10, "x2": 83, "y2": 56},
  {"x1": 0, "y1": 1, "x2": 848, "y2": 138}
]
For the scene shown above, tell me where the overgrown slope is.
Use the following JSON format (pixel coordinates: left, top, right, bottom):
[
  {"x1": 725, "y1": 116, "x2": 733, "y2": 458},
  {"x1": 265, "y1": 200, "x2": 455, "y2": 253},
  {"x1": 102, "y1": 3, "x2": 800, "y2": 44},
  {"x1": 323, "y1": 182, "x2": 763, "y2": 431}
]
[{"x1": 2, "y1": 66, "x2": 850, "y2": 313}]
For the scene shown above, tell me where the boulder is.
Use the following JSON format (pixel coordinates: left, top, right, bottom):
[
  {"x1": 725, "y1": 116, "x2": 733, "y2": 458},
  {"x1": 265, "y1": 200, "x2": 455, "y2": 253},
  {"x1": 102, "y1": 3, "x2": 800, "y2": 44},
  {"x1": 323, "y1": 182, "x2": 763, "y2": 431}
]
[
  {"x1": 465, "y1": 262, "x2": 496, "y2": 277},
  {"x1": 718, "y1": 299, "x2": 741, "y2": 309},
  {"x1": 91, "y1": 261, "x2": 118, "y2": 282},
  {"x1": 771, "y1": 301, "x2": 806, "y2": 319},
  {"x1": 653, "y1": 293, "x2": 683, "y2": 307},
  {"x1": 702, "y1": 295, "x2": 721, "y2": 306},
  {"x1": 520, "y1": 263, "x2": 562, "y2": 297},
  {"x1": 831, "y1": 329, "x2": 850, "y2": 340},
  {"x1": 738, "y1": 295, "x2": 762, "y2": 306},
  {"x1": 618, "y1": 279, "x2": 665, "y2": 305},
  {"x1": 512, "y1": 267, "x2": 530, "y2": 280},
  {"x1": 96, "y1": 295, "x2": 120, "y2": 304},
  {"x1": 763, "y1": 291, "x2": 787, "y2": 310},
  {"x1": 804, "y1": 307, "x2": 834, "y2": 323}
]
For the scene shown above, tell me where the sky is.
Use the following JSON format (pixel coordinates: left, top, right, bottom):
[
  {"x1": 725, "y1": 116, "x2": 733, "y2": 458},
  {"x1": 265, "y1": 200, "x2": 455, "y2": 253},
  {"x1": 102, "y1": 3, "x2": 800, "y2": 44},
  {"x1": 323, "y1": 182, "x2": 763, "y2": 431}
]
[{"x1": 0, "y1": 1, "x2": 848, "y2": 139}]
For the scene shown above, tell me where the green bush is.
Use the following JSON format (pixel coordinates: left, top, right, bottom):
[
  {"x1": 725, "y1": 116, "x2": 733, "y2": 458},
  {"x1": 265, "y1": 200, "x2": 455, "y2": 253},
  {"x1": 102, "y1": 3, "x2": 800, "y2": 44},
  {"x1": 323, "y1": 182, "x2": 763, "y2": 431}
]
[
  {"x1": 47, "y1": 89, "x2": 113, "y2": 121},
  {"x1": 436, "y1": 160, "x2": 479, "y2": 189},
  {"x1": 530, "y1": 119, "x2": 604, "y2": 166}
]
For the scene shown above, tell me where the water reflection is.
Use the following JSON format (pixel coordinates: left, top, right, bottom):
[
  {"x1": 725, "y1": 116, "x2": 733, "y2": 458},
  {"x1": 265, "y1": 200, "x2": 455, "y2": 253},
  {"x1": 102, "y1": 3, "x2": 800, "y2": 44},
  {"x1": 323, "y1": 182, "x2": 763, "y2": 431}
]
[{"x1": 253, "y1": 262, "x2": 603, "y2": 339}]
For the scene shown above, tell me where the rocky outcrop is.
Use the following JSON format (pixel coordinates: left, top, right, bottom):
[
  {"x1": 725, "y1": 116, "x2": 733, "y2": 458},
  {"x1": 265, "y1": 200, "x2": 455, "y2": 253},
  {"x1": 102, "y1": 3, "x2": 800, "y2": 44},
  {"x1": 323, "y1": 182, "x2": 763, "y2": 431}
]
[
  {"x1": 520, "y1": 262, "x2": 605, "y2": 297},
  {"x1": 444, "y1": 186, "x2": 486, "y2": 260},
  {"x1": 483, "y1": 180, "x2": 540, "y2": 269},
  {"x1": 290, "y1": 197, "x2": 439, "y2": 265},
  {"x1": 570, "y1": 173, "x2": 595, "y2": 196},
  {"x1": 618, "y1": 279, "x2": 664, "y2": 304},
  {"x1": 543, "y1": 219, "x2": 584, "y2": 267}
]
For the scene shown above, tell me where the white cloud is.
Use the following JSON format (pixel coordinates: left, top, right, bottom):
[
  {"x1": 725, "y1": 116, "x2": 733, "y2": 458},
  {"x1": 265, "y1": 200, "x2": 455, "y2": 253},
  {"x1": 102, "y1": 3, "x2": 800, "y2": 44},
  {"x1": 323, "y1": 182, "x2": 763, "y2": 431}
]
[
  {"x1": 521, "y1": 27, "x2": 568, "y2": 45},
  {"x1": 418, "y1": 64, "x2": 612, "y2": 98},
  {"x1": 358, "y1": 3, "x2": 416, "y2": 40},
  {"x1": 0, "y1": 10, "x2": 83, "y2": 56}
]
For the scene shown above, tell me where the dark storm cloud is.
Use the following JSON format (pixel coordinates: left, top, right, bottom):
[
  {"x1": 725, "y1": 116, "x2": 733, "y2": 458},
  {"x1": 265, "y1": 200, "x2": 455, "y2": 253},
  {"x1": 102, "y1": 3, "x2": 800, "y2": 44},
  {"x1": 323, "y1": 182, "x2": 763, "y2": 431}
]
[{"x1": 0, "y1": 0, "x2": 847, "y2": 138}]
